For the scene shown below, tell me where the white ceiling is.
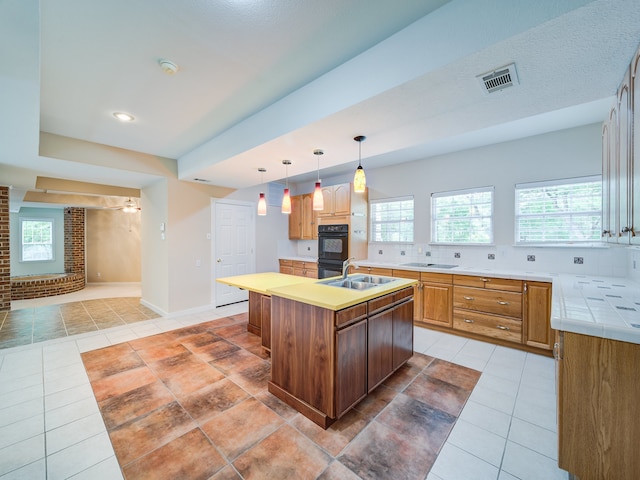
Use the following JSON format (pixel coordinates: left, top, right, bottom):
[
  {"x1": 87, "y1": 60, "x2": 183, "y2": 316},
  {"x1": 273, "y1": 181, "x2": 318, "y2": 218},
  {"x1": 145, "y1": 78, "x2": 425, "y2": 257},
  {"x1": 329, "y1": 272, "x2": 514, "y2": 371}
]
[{"x1": 2, "y1": 0, "x2": 640, "y2": 205}]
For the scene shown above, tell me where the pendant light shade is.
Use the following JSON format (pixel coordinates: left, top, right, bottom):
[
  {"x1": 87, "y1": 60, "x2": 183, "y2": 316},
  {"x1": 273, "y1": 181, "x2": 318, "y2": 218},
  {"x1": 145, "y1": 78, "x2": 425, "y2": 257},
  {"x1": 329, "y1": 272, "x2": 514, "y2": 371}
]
[
  {"x1": 281, "y1": 160, "x2": 292, "y2": 214},
  {"x1": 257, "y1": 168, "x2": 267, "y2": 216},
  {"x1": 353, "y1": 135, "x2": 367, "y2": 193},
  {"x1": 313, "y1": 149, "x2": 324, "y2": 211}
]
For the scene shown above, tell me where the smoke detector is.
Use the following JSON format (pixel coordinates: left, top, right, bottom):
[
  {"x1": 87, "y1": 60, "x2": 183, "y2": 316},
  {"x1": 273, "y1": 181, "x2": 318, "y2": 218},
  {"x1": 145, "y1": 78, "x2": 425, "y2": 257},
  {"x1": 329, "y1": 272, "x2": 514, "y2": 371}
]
[
  {"x1": 158, "y1": 59, "x2": 179, "y2": 75},
  {"x1": 477, "y1": 63, "x2": 519, "y2": 94}
]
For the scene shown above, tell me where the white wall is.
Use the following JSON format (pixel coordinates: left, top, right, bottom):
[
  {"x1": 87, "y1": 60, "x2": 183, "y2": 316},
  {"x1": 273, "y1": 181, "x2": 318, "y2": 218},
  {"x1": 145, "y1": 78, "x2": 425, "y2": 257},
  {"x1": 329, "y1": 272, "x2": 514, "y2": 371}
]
[
  {"x1": 9, "y1": 207, "x2": 65, "y2": 276},
  {"x1": 281, "y1": 123, "x2": 629, "y2": 277}
]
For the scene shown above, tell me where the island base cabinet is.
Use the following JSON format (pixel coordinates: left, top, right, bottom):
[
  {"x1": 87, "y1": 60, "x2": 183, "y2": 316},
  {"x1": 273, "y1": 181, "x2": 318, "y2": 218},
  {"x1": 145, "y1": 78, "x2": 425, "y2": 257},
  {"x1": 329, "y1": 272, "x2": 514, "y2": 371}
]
[
  {"x1": 268, "y1": 287, "x2": 414, "y2": 429},
  {"x1": 558, "y1": 331, "x2": 640, "y2": 479}
]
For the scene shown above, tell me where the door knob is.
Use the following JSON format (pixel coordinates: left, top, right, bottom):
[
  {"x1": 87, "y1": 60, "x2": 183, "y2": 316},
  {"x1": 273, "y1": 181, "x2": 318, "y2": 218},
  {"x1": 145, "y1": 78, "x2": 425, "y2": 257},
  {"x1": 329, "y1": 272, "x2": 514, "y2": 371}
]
[{"x1": 216, "y1": 258, "x2": 222, "y2": 263}]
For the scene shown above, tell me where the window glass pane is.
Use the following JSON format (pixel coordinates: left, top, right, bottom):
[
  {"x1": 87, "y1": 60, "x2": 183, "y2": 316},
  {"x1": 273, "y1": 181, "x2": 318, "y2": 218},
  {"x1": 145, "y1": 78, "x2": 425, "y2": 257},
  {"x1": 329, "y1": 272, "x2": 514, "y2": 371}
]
[
  {"x1": 370, "y1": 197, "x2": 414, "y2": 243},
  {"x1": 515, "y1": 176, "x2": 602, "y2": 244},
  {"x1": 431, "y1": 187, "x2": 494, "y2": 244},
  {"x1": 20, "y1": 218, "x2": 54, "y2": 262}
]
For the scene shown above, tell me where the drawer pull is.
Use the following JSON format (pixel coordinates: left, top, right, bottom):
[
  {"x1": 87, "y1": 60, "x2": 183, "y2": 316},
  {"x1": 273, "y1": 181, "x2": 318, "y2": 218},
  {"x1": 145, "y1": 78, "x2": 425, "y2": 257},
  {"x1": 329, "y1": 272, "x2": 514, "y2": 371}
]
[
  {"x1": 481, "y1": 278, "x2": 489, "y2": 282},
  {"x1": 463, "y1": 296, "x2": 475, "y2": 301},
  {"x1": 497, "y1": 301, "x2": 510, "y2": 305},
  {"x1": 496, "y1": 325, "x2": 510, "y2": 331},
  {"x1": 463, "y1": 319, "x2": 474, "y2": 324}
]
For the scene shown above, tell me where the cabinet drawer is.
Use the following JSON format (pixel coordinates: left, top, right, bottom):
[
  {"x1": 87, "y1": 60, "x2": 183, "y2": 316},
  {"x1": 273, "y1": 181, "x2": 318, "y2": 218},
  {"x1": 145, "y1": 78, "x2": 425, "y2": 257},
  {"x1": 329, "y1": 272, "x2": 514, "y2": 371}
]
[
  {"x1": 454, "y1": 286, "x2": 522, "y2": 318},
  {"x1": 360, "y1": 266, "x2": 393, "y2": 276},
  {"x1": 279, "y1": 259, "x2": 293, "y2": 267},
  {"x1": 453, "y1": 275, "x2": 522, "y2": 292},
  {"x1": 336, "y1": 303, "x2": 367, "y2": 328},
  {"x1": 368, "y1": 292, "x2": 395, "y2": 315},
  {"x1": 394, "y1": 287, "x2": 413, "y2": 303},
  {"x1": 453, "y1": 309, "x2": 522, "y2": 343},
  {"x1": 421, "y1": 272, "x2": 453, "y2": 284},
  {"x1": 392, "y1": 269, "x2": 420, "y2": 280}
]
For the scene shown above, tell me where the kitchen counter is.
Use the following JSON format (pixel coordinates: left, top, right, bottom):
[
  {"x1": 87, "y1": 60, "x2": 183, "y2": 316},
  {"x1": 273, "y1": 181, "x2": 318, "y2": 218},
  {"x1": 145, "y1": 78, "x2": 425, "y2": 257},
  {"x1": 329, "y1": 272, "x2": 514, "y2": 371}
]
[
  {"x1": 355, "y1": 259, "x2": 640, "y2": 345},
  {"x1": 218, "y1": 271, "x2": 417, "y2": 311}
]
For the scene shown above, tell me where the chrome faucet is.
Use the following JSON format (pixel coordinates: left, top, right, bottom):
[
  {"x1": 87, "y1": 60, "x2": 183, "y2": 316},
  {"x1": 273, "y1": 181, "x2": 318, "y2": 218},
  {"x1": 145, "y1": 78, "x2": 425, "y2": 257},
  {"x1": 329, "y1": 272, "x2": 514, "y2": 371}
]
[{"x1": 342, "y1": 257, "x2": 358, "y2": 279}]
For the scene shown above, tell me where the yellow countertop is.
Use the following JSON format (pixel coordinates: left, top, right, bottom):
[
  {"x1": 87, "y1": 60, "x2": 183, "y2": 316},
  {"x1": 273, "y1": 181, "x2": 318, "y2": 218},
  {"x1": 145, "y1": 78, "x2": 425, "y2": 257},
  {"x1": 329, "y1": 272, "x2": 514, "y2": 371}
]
[
  {"x1": 216, "y1": 272, "x2": 317, "y2": 296},
  {"x1": 217, "y1": 272, "x2": 417, "y2": 311}
]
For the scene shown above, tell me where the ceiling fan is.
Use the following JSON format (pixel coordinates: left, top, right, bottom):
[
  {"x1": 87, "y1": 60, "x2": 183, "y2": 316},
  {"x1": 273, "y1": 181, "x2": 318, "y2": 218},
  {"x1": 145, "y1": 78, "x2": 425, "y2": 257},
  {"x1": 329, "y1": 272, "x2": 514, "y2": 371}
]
[{"x1": 109, "y1": 197, "x2": 141, "y2": 213}]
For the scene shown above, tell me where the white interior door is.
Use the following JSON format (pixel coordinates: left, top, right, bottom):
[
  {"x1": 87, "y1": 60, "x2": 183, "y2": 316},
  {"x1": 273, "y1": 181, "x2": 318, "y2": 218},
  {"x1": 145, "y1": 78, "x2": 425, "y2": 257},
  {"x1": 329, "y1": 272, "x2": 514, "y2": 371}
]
[{"x1": 212, "y1": 199, "x2": 255, "y2": 307}]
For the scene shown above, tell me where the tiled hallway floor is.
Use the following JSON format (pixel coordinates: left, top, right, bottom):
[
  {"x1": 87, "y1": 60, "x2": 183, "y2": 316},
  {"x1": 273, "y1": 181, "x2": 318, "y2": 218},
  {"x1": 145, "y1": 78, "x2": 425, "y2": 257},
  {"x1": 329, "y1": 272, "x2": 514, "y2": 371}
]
[
  {"x1": 0, "y1": 293, "x2": 570, "y2": 479},
  {"x1": 0, "y1": 298, "x2": 160, "y2": 350},
  {"x1": 82, "y1": 315, "x2": 479, "y2": 479}
]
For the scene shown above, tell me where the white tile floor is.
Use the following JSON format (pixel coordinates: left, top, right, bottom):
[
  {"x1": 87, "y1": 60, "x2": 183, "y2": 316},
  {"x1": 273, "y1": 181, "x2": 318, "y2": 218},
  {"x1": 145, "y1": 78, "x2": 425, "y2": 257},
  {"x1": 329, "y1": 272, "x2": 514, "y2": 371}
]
[{"x1": 0, "y1": 288, "x2": 569, "y2": 480}]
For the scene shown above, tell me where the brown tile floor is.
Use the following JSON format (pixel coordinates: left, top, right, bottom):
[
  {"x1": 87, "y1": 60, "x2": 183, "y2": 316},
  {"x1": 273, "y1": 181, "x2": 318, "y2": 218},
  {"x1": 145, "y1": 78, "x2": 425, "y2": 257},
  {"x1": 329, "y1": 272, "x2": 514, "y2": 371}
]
[
  {"x1": 82, "y1": 314, "x2": 481, "y2": 480},
  {"x1": 0, "y1": 297, "x2": 159, "y2": 349}
]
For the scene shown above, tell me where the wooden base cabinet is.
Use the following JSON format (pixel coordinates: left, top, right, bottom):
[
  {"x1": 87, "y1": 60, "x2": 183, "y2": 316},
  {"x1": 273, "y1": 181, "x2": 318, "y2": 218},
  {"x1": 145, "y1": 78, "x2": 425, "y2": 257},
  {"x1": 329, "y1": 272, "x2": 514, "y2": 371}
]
[
  {"x1": 523, "y1": 281, "x2": 553, "y2": 351},
  {"x1": 268, "y1": 287, "x2": 414, "y2": 428},
  {"x1": 557, "y1": 331, "x2": 640, "y2": 479}
]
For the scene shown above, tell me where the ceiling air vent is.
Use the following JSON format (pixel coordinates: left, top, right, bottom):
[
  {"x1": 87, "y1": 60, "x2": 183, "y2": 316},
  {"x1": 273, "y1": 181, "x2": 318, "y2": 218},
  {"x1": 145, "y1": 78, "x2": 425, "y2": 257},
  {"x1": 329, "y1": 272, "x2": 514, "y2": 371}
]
[
  {"x1": 477, "y1": 63, "x2": 519, "y2": 94},
  {"x1": 193, "y1": 178, "x2": 210, "y2": 183}
]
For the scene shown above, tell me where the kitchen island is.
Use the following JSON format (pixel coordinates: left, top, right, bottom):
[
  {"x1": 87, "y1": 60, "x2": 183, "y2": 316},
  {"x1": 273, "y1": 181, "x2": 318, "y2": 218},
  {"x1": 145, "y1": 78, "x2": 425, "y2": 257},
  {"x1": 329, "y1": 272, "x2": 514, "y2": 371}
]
[{"x1": 217, "y1": 272, "x2": 417, "y2": 428}]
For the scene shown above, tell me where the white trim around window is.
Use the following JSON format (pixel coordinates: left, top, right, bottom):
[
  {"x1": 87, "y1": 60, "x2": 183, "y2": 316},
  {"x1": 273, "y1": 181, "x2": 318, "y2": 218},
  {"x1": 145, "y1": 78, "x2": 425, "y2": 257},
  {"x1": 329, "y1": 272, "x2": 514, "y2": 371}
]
[
  {"x1": 431, "y1": 186, "x2": 494, "y2": 245},
  {"x1": 369, "y1": 196, "x2": 414, "y2": 243}
]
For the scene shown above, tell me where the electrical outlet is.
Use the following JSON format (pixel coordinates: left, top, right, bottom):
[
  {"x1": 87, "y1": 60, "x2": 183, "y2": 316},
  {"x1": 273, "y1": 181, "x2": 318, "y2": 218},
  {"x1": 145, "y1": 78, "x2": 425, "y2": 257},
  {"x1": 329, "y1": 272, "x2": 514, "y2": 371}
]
[
  {"x1": 454, "y1": 252, "x2": 461, "y2": 259},
  {"x1": 425, "y1": 251, "x2": 431, "y2": 257},
  {"x1": 378, "y1": 249, "x2": 383, "y2": 255},
  {"x1": 527, "y1": 255, "x2": 536, "y2": 262},
  {"x1": 574, "y1": 257, "x2": 584, "y2": 264},
  {"x1": 400, "y1": 251, "x2": 406, "y2": 256},
  {"x1": 488, "y1": 253, "x2": 495, "y2": 260},
  {"x1": 307, "y1": 246, "x2": 311, "y2": 251}
]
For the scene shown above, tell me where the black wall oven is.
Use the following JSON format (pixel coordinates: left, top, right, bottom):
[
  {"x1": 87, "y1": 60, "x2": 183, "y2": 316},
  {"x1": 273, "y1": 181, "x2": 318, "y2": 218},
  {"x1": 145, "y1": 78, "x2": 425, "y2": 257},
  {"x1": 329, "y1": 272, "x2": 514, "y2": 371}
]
[{"x1": 317, "y1": 224, "x2": 349, "y2": 279}]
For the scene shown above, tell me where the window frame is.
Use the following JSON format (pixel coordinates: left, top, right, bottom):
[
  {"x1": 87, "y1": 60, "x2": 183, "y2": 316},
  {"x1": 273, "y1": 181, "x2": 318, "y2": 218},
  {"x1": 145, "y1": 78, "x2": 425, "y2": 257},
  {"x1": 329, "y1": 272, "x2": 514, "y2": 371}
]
[
  {"x1": 369, "y1": 195, "x2": 415, "y2": 244},
  {"x1": 430, "y1": 186, "x2": 494, "y2": 245},
  {"x1": 19, "y1": 217, "x2": 56, "y2": 263},
  {"x1": 514, "y1": 175, "x2": 602, "y2": 245}
]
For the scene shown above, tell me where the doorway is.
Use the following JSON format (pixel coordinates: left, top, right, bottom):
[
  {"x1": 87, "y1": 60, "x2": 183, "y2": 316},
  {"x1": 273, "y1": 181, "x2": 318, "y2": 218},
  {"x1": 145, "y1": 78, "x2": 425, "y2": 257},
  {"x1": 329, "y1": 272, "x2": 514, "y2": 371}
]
[{"x1": 211, "y1": 199, "x2": 256, "y2": 307}]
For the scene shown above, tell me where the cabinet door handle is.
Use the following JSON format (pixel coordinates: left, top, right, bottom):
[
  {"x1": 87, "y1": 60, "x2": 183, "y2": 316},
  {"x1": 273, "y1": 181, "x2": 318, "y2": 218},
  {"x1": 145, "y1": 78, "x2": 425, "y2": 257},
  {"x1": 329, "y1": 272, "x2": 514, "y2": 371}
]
[
  {"x1": 496, "y1": 325, "x2": 510, "y2": 331},
  {"x1": 497, "y1": 301, "x2": 510, "y2": 305},
  {"x1": 463, "y1": 319, "x2": 474, "y2": 323},
  {"x1": 463, "y1": 296, "x2": 474, "y2": 301}
]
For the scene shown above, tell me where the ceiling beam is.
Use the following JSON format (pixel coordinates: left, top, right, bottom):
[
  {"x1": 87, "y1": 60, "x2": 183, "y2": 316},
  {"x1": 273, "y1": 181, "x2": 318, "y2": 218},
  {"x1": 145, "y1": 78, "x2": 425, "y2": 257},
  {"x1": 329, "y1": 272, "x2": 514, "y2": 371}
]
[{"x1": 35, "y1": 176, "x2": 140, "y2": 198}]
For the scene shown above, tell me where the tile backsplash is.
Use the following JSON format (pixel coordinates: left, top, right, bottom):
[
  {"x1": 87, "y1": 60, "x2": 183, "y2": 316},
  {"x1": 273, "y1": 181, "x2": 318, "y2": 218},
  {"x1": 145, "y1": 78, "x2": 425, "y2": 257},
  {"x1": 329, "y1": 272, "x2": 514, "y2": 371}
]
[{"x1": 366, "y1": 243, "x2": 632, "y2": 277}]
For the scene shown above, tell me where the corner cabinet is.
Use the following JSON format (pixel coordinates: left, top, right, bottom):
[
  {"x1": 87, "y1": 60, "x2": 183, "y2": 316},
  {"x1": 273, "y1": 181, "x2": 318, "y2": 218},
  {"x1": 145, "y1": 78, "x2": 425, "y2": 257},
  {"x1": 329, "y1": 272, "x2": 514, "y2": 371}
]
[{"x1": 268, "y1": 287, "x2": 414, "y2": 428}]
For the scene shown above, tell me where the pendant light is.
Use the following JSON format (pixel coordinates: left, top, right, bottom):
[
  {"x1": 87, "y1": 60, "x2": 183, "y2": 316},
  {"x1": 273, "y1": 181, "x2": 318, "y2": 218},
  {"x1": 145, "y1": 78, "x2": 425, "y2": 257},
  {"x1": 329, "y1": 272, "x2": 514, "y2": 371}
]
[
  {"x1": 353, "y1": 135, "x2": 367, "y2": 193},
  {"x1": 257, "y1": 168, "x2": 267, "y2": 216},
  {"x1": 313, "y1": 149, "x2": 324, "y2": 211},
  {"x1": 281, "y1": 160, "x2": 292, "y2": 214}
]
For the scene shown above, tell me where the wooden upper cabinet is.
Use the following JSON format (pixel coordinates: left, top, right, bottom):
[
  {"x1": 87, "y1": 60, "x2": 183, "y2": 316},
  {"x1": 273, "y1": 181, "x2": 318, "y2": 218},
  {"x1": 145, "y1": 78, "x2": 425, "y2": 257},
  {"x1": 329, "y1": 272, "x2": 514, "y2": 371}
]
[
  {"x1": 332, "y1": 184, "x2": 351, "y2": 216},
  {"x1": 288, "y1": 194, "x2": 317, "y2": 240},
  {"x1": 318, "y1": 183, "x2": 351, "y2": 217}
]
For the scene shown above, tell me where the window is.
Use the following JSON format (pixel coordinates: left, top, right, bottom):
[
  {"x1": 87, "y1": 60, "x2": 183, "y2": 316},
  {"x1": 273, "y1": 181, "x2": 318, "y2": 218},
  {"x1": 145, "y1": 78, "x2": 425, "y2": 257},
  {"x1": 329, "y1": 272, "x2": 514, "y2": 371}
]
[
  {"x1": 515, "y1": 176, "x2": 602, "y2": 244},
  {"x1": 431, "y1": 187, "x2": 494, "y2": 244},
  {"x1": 20, "y1": 218, "x2": 55, "y2": 262},
  {"x1": 370, "y1": 196, "x2": 414, "y2": 243}
]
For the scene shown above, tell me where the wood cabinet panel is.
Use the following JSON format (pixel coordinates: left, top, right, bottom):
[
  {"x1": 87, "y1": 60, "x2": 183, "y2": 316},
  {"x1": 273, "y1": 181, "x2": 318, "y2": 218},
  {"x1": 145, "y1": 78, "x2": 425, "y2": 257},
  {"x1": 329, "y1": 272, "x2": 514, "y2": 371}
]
[
  {"x1": 454, "y1": 286, "x2": 522, "y2": 318},
  {"x1": 453, "y1": 309, "x2": 522, "y2": 343},
  {"x1": 261, "y1": 295, "x2": 271, "y2": 351},
  {"x1": 288, "y1": 195, "x2": 303, "y2": 239},
  {"x1": 335, "y1": 319, "x2": 367, "y2": 418},
  {"x1": 248, "y1": 291, "x2": 262, "y2": 336},
  {"x1": 332, "y1": 184, "x2": 351, "y2": 216},
  {"x1": 523, "y1": 281, "x2": 552, "y2": 350},
  {"x1": 422, "y1": 282, "x2": 453, "y2": 327},
  {"x1": 368, "y1": 309, "x2": 394, "y2": 392},
  {"x1": 392, "y1": 297, "x2": 414, "y2": 370},
  {"x1": 558, "y1": 332, "x2": 640, "y2": 479}
]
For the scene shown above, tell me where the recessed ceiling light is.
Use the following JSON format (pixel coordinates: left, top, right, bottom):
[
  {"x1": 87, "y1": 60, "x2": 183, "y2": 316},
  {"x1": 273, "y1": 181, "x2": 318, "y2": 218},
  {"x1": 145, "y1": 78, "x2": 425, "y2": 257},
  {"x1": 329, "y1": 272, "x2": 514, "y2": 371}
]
[
  {"x1": 113, "y1": 112, "x2": 135, "y2": 122},
  {"x1": 158, "y1": 59, "x2": 179, "y2": 75}
]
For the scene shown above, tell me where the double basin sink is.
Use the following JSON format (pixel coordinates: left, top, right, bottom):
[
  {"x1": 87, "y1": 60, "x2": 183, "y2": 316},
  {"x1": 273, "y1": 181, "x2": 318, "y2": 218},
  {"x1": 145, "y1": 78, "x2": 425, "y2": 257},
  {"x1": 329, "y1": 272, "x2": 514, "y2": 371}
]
[{"x1": 318, "y1": 274, "x2": 395, "y2": 290}]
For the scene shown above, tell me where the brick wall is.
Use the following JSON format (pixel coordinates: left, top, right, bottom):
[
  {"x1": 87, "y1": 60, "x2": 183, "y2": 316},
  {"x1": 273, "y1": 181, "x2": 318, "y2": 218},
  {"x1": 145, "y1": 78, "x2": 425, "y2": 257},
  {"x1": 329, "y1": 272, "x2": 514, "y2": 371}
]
[
  {"x1": 0, "y1": 187, "x2": 9, "y2": 311},
  {"x1": 64, "y1": 207, "x2": 85, "y2": 275}
]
